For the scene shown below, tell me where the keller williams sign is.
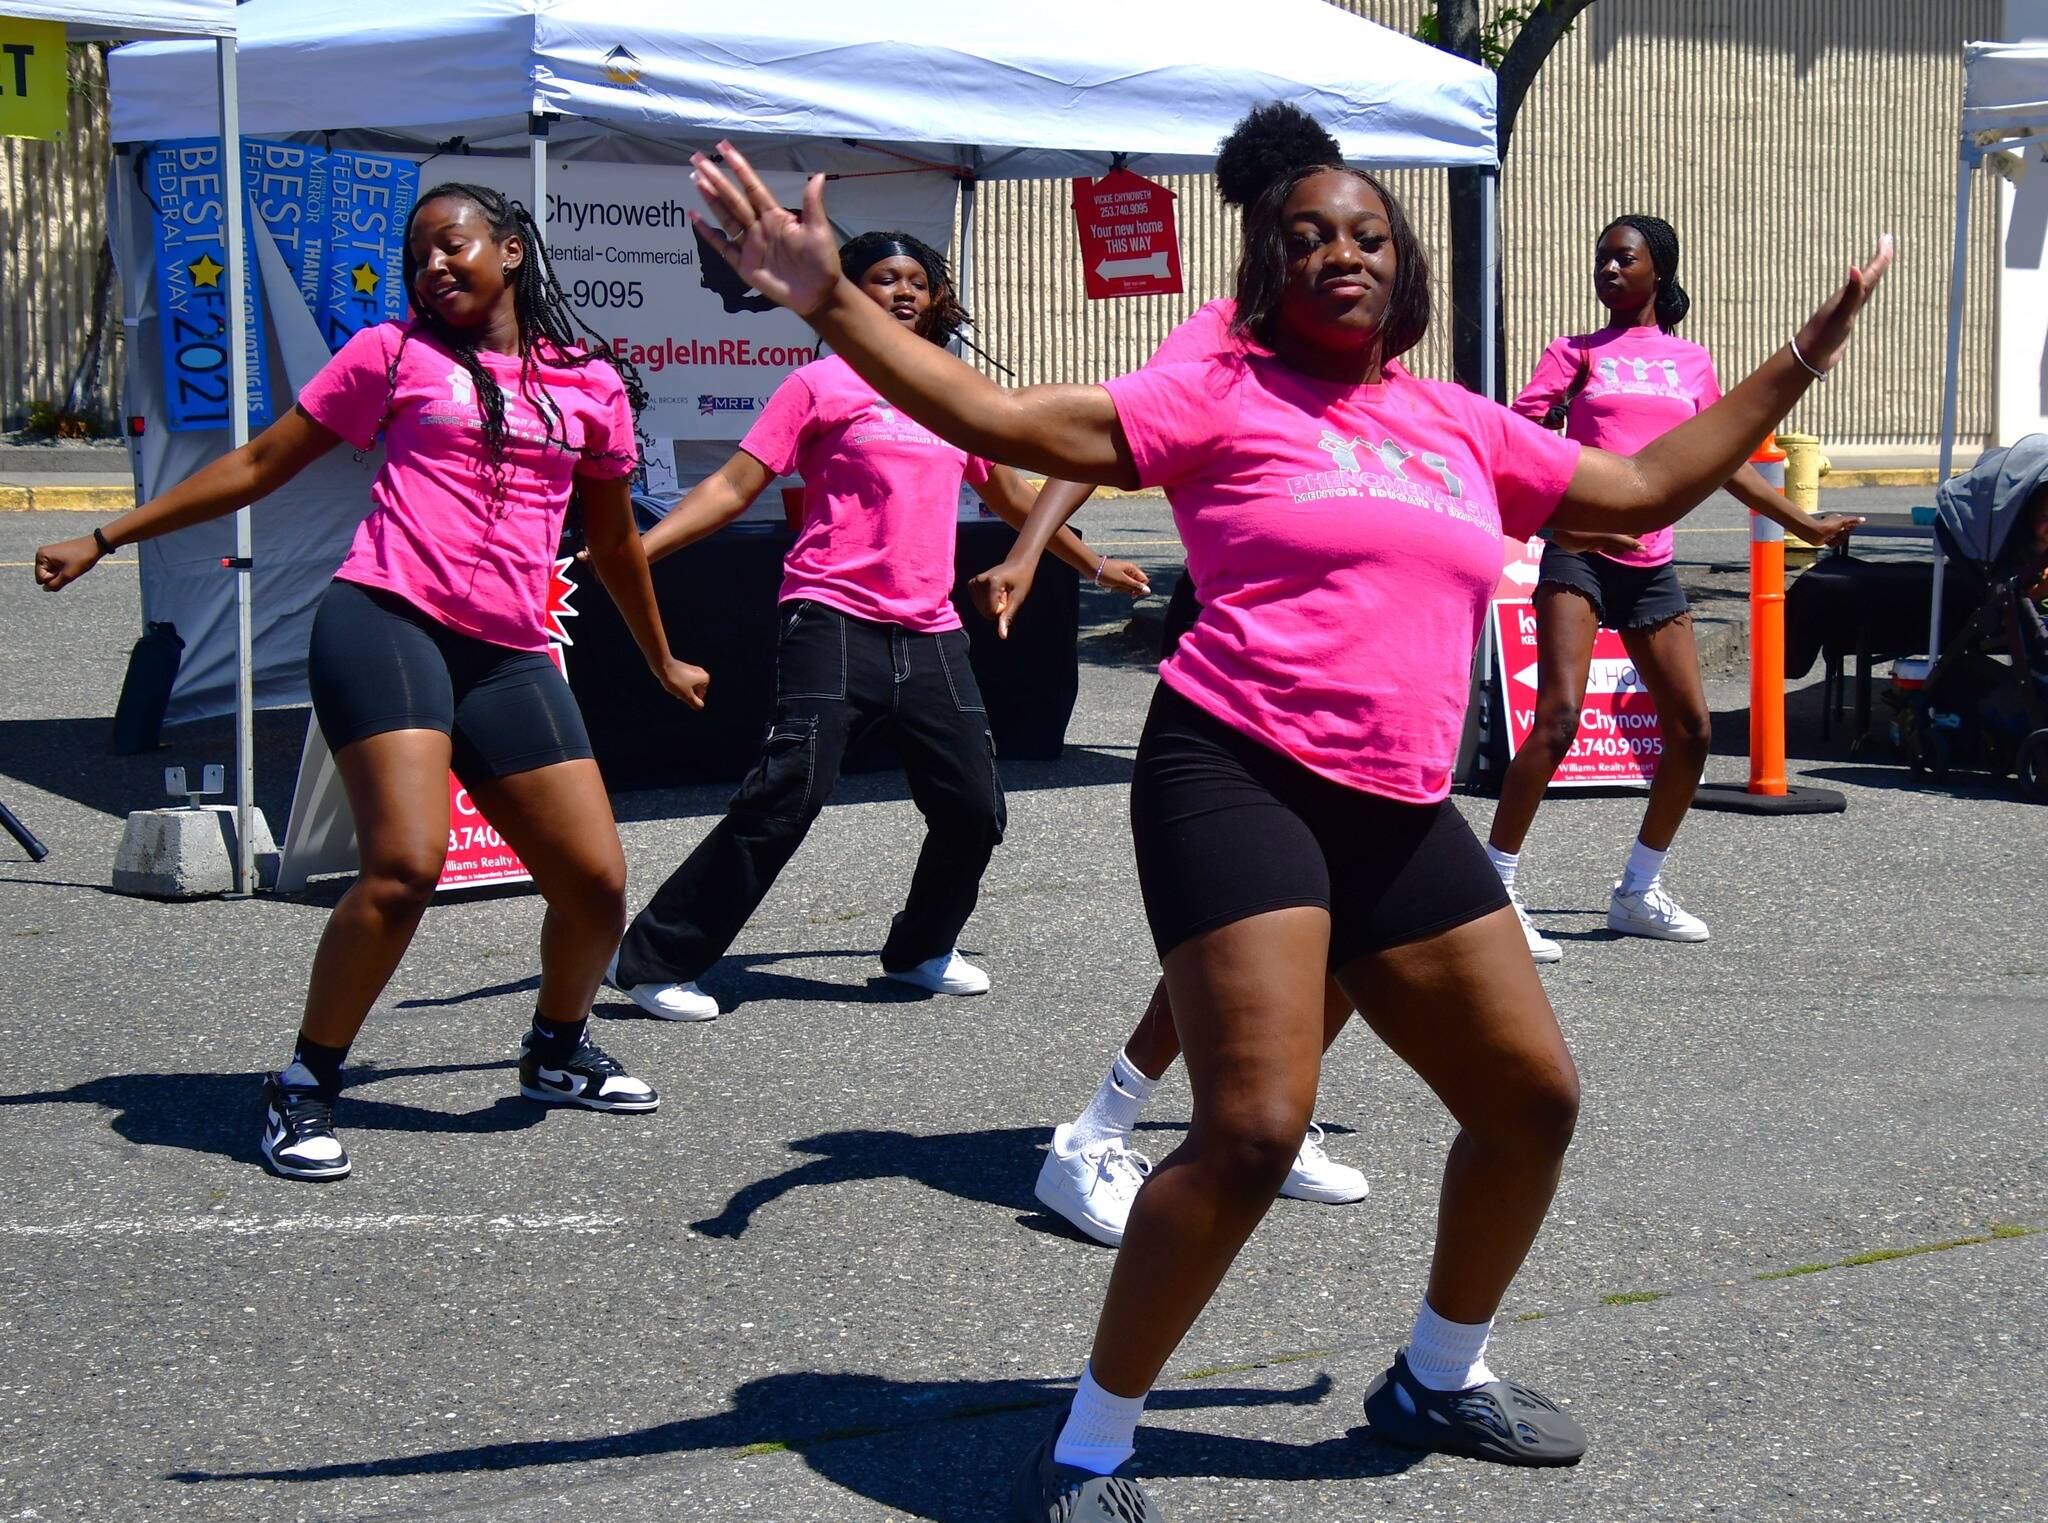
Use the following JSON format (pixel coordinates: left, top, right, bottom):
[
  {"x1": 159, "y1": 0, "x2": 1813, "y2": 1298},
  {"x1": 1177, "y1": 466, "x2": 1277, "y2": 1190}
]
[{"x1": 1071, "y1": 169, "x2": 1183, "y2": 300}]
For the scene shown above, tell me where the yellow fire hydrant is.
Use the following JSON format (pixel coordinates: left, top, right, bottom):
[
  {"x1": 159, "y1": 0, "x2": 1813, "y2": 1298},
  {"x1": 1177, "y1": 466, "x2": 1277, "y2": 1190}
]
[{"x1": 1778, "y1": 431, "x2": 1829, "y2": 562}]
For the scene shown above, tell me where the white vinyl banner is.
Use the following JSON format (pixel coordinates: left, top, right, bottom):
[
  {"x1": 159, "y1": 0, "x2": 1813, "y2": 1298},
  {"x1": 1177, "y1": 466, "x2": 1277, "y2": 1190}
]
[{"x1": 416, "y1": 155, "x2": 956, "y2": 441}]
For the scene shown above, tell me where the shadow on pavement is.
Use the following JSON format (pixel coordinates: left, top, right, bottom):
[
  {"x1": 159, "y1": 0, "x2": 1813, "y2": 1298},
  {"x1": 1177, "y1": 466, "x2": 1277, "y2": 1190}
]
[
  {"x1": 166, "y1": 1366, "x2": 1423, "y2": 1518},
  {"x1": 0, "y1": 1059, "x2": 534, "y2": 1166},
  {"x1": 0, "y1": 710, "x2": 306, "y2": 822},
  {"x1": 688, "y1": 1125, "x2": 1050, "y2": 1239},
  {"x1": 683, "y1": 1118, "x2": 1357, "y2": 1246}
]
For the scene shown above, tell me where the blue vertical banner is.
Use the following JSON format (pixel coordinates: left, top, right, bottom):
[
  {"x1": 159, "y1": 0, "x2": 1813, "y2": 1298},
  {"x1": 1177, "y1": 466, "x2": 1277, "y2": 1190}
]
[
  {"x1": 321, "y1": 151, "x2": 421, "y2": 349},
  {"x1": 148, "y1": 140, "x2": 274, "y2": 433},
  {"x1": 243, "y1": 138, "x2": 330, "y2": 317}
]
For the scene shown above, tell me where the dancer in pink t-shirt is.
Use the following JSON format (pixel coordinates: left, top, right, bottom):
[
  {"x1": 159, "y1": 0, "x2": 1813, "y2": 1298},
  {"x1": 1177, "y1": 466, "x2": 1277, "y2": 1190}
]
[
  {"x1": 1029, "y1": 107, "x2": 1373, "y2": 1253},
  {"x1": 691, "y1": 119, "x2": 1889, "y2": 1516},
  {"x1": 606, "y1": 231, "x2": 1146, "y2": 1021},
  {"x1": 35, "y1": 183, "x2": 706, "y2": 1183},
  {"x1": 1487, "y1": 216, "x2": 1862, "y2": 960}
]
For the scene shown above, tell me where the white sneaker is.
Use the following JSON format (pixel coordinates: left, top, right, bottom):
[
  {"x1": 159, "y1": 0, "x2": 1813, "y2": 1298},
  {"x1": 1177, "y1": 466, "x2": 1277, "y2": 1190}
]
[
  {"x1": 1607, "y1": 879, "x2": 1710, "y2": 942},
  {"x1": 884, "y1": 947, "x2": 990, "y2": 996},
  {"x1": 1507, "y1": 887, "x2": 1563, "y2": 964},
  {"x1": 1279, "y1": 1121, "x2": 1370, "y2": 1204},
  {"x1": 1033, "y1": 1123, "x2": 1151, "y2": 1247},
  {"x1": 606, "y1": 950, "x2": 720, "y2": 1021}
]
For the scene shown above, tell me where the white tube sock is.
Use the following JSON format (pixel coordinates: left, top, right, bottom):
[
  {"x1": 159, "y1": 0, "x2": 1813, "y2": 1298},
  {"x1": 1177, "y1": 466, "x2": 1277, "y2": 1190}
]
[
  {"x1": 1066, "y1": 1048, "x2": 1159, "y2": 1153},
  {"x1": 1621, "y1": 838, "x2": 1667, "y2": 894},
  {"x1": 1053, "y1": 1363, "x2": 1147, "y2": 1475},
  {"x1": 1484, "y1": 843, "x2": 1519, "y2": 892},
  {"x1": 1404, "y1": 1300, "x2": 1497, "y2": 1392}
]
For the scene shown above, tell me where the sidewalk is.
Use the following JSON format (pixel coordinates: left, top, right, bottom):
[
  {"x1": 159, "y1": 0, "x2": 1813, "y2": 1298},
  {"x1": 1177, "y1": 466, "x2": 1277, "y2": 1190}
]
[{"x1": 0, "y1": 441, "x2": 134, "y2": 510}]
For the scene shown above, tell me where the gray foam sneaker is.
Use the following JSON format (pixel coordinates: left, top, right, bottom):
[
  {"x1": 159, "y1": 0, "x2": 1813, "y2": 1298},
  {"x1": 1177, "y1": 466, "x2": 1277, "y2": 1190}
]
[
  {"x1": 1361, "y1": 1351, "x2": 1586, "y2": 1467},
  {"x1": 1010, "y1": 1423, "x2": 1163, "y2": 1521}
]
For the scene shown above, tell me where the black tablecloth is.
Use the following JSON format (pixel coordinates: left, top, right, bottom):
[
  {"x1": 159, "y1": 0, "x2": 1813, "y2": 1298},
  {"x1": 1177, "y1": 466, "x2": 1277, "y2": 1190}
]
[
  {"x1": 566, "y1": 520, "x2": 1080, "y2": 789},
  {"x1": 1784, "y1": 555, "x2": 1969, "y2": 679}
]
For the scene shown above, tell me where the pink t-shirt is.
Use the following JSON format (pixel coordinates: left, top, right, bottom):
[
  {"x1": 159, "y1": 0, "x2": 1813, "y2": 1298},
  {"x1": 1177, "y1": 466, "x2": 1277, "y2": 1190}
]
[
  {"x1": 1514, "y1": 326, "x2": 1722, "y2": 567},
  {"x1": 300, "y1": 321, "x2": 636, "y2": 651},
  {"x1": 1151, "y1": 298, "x2": 1413, "y2": 383},
  {"x1": 743, "y1": 354, "x2": 992, "y2": 633},
  {"x1": 1105, "y1": 352, "x2": 1581, "y2": 803}
]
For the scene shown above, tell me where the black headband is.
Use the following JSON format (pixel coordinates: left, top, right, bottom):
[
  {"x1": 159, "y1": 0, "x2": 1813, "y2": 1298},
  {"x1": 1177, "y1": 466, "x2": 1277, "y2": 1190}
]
[{"x1": 843, "y1": 237, "x2": 939, "y2": 284}]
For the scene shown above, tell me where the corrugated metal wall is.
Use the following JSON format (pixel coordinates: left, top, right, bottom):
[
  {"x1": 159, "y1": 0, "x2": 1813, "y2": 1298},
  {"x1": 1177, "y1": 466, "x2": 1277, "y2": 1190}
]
[
  {"x1": 0, "y1": 7, "x2": 2005, "y2": 446},
  {"x1": 0, "y1": 45, "x2": 120, "y2": 432},
  {"x1": 967, "y1": 0, "x2": 2002, "y2": 449}
]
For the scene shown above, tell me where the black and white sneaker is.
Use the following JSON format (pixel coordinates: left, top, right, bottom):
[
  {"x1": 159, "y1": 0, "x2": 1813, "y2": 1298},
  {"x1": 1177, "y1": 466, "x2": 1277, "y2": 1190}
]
[
  {"x1": 518, "y1": 1033, "x2": 659, "y2": 1113},
  {"x1": 259, "y1": 1075, "x2": 351, "y2": 1181},
  {"x1": 1009, "y1": 1422, "x2": 1162, "y2": 1521},
  {"x1": 1361, "y1": 1351, "x2": 1586, "y2": 1466}
]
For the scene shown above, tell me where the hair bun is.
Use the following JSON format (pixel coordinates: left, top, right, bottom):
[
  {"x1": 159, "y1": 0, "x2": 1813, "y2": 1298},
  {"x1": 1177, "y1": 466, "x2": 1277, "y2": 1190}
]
[{"x1": 1216, "y1": 103, "x2": 1343, "y2": 209}]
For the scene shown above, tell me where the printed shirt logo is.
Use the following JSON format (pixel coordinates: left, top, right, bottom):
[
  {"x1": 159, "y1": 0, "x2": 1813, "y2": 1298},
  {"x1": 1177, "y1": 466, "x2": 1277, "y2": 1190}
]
[
  {"x1": 421, "y1": 362, "x2": 567, "y2": 453},
  {"x1": 847, "y1": 399, "x2": 946, "y2": 451},
  {"x1": 1588, "y1": 353, "x2": 1691, "y2": 404},
  {"x1": 1289, "y1": 426, "x2": 1488, "y2": 531}
]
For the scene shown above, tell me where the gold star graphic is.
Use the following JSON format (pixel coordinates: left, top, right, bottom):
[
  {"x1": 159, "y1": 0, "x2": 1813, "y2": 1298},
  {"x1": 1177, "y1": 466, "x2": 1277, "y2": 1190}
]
[
  {"x1": 187, "y1": 253, "x2": 224, "y2": 288},
  {"x1": 351, "y1": 263, "x2": 380, "y2": 294}
]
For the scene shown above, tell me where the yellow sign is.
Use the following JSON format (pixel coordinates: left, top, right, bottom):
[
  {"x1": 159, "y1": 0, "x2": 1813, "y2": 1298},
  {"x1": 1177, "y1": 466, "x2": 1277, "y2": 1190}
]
[{"x1": 0, "y1": 17, "x2": 66, "y2": 140}]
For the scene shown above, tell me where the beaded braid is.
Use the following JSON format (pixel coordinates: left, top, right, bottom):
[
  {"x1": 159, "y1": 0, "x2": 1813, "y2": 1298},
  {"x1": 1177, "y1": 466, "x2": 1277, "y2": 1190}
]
[{"x1": 380, "y1": 182, "x2": 649, "y2": 508}]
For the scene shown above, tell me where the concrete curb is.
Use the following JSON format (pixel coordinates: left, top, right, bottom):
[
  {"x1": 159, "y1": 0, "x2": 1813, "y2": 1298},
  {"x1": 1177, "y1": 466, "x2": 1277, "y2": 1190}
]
[
  {"x1": 0, "y1": 484, "x2": 137, "y2": 511},
  {"x1": 1821, "y1": 468, "x2": 1941, "y2": 489}
]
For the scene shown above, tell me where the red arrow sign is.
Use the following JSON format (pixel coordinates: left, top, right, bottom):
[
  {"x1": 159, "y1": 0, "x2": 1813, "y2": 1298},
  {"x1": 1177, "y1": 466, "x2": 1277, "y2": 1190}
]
[{"x1": 1071, "y1": 168, "x2": 1183, "y2": 300}]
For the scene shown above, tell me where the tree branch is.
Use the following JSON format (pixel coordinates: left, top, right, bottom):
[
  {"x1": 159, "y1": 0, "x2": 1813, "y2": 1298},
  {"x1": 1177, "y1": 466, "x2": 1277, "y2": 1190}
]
[{"x1": 1496, "y1": 0, "x2": 1600, "y2": 155}]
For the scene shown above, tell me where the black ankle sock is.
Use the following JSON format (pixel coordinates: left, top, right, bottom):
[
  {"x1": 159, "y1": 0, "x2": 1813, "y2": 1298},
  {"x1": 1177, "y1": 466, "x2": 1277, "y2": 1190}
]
[
  {"x1": 287, "y1": 1036, "x2": 349, "y2": 1100},
  {"x1": 530, "y1": 1012, "x2": 588, "y2": 1065}
]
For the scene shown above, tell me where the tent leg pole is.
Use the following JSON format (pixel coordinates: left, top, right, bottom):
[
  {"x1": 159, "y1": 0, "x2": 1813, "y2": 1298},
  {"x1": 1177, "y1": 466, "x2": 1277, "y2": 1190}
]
[
  {"x1": 956, "y1": 150, "x2": 979, "y2": 354},
  {"x1": 218, "y1": 37, "x2": 255, "y2": 896},
  {"x1": 1931, "y1": 150, "x2": 1974, "y2": 661},
  {"x1": 530, "y1": 114, "x2": 551, "y2": 239},
  {"x1": 1479, "y1": 164, "x2": 1499, "y2": 401}
]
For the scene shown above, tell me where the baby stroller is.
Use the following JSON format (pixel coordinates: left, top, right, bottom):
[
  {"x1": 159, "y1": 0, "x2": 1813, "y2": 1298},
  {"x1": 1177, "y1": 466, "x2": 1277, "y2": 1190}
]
[{"x1": 1894, "y1": 434, "x2": 2048, "y2": 796}]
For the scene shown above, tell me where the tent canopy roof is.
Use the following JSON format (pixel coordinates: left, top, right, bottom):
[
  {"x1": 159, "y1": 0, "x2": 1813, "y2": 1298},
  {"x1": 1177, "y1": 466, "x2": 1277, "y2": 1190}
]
[
  {"x1": 1962, "y1": 40, "x2": 2048, "y2": 150},
  {"x1": 9, "y1": 0, "x2": 232, "y2": 41},
  {"x1": 109, "y1": 0, "x2": 1497, "y2": 174}
]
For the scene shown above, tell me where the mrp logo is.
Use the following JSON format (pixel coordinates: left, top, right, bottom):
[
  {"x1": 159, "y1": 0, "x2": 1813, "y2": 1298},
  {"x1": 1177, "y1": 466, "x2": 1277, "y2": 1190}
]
[{"x1": 698, "y1": 394, "x2": 758, "y2": 418}]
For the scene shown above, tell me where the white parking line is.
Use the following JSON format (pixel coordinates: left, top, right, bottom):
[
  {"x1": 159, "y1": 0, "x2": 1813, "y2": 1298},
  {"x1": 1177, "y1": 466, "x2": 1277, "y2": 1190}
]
[{"x1": 1, "y1": 1212, "x2": 625, "y2": 1238}]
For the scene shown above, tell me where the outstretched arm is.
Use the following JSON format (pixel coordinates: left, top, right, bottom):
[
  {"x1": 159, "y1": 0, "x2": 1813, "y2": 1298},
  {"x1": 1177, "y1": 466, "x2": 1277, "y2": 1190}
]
[
  {"x1": 1723, "y1": 464, "x2": 1863, "y2": 547},
  {"x1": 1548, "y1": 238, "x2": 1892, "y2": 536},
  {"x1": 975, "y1": 467, "x2": 1150, "y2": 597},
  {"x1": 582, "y1": 476, "x2": 709, "y2": 709},
  {"x1": 690, "y1": 144, "x2": 1139, "y2": 488},
  {"x1": 34, "y1": 404, "x2": 341, "y2": 590},
  {"x1": 638, "y1": 449, "x2": 775, "y2": 565}
]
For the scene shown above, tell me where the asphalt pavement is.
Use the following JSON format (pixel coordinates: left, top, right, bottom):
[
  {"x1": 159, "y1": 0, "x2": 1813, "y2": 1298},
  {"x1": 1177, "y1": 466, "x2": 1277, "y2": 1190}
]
[{"x1": 0, "y1": 501, "x2": 2041, "y2": 1522}]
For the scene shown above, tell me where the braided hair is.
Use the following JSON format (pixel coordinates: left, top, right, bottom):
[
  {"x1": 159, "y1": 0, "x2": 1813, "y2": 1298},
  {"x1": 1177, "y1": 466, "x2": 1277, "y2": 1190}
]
[
  {"x1": 385, "y1": 182, "x2": 649, "y2": 508},
  {"x1": 1602, "y1": 214, "x2": 1691, "y2": 333},
  {"x1": 839, "y1": 230, "x2": 970, "y2": 348}
]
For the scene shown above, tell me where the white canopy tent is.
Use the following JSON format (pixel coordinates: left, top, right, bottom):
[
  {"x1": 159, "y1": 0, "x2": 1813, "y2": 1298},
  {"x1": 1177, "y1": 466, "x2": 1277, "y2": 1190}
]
[
  {"x1": 6, "y1": 0, "x2": 228, "y2": 39},
  {"x1": 1934, "y1": 40, "x2": 2048, "y2": 654},
  {"x1": 16, "y1": 0, "x2": 258, "y2": 892},
  {"x1": 104, "y1": 0, "x2": 1499, "y2": 854}
]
